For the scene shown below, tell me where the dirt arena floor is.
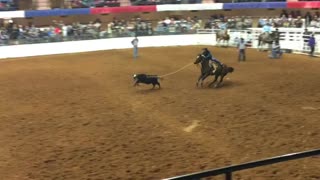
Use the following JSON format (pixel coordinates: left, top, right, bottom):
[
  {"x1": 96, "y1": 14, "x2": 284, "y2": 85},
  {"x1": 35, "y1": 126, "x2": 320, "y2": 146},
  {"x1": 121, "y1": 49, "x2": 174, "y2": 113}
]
[{"x1": 0, "y1": 46, "x2": 319, "y2": 180}]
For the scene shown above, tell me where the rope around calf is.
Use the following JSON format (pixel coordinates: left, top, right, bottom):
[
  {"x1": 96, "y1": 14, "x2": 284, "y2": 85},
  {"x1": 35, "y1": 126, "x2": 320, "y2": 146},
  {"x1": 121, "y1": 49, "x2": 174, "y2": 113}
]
[{"x1": 158, "y1": 62, "x2": 194, "y2": 78}]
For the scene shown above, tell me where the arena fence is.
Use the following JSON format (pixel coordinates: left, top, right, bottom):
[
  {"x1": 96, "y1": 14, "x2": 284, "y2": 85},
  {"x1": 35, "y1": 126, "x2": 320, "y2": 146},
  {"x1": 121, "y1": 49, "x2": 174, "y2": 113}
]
[
  {"x1": 197, "y1": 27, "x2": 320, "y2": 55},
  {"x1": 163, "y1": 148, "x2": 320, "y2": 180}
]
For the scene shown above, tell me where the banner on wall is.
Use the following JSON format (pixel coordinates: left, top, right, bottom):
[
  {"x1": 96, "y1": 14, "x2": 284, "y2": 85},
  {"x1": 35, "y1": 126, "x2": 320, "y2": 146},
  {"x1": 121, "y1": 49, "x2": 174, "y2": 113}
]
[
  {"x1": 157, "y1": 3, "x2": 223, "y2": 11},
  {"x1": 90, "y1": 6, "x2": 157, "y2": 14},
  {"x1": 0, "y1": 11, "x2": 24, "y2": 18},
  {"x1": 287, "y1": 2, "x2": 320, "y2": 8}
]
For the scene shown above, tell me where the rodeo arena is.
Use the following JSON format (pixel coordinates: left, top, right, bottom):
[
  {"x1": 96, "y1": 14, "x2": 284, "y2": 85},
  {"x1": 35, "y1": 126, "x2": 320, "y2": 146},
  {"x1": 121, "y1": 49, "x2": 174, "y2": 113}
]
[{"x1": 1, "y1": 0, "x2": 320, "y2": 180}]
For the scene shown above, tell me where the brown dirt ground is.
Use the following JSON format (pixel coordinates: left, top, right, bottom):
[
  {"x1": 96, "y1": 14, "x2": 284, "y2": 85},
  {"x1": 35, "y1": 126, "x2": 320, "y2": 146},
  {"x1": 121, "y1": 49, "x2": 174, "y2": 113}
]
[{"x1": 0, "y1": 46, "x2": 319, "y2": 180}]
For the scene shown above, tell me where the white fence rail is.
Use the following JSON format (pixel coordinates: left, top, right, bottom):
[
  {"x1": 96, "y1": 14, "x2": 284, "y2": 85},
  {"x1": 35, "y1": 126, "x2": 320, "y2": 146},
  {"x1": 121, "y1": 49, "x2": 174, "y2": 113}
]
[{"x1": 197, "y1": 28, "x2": 320, "y2": 54}]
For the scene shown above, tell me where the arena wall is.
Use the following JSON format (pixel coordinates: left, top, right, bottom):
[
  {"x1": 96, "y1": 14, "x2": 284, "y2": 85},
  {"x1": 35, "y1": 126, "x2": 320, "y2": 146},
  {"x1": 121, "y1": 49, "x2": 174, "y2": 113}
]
[
  {"x1": 1, "y1": 2, "x2": 320, "y2": 59},
  {"x1": 0, "y1": 34, "x2": 216, "y2": 59},
  {"x1": 0, "y1": 31, "x2": 319, "y2": 59}
]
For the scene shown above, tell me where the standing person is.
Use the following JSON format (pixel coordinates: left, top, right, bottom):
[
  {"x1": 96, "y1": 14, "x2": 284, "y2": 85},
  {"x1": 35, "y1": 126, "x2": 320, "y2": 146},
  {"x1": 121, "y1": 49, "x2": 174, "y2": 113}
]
[
  {"x1": 237, "y1": 38, "x2": 246, "y2": 62},
  {"x1": 308, "y1": 34, "x2": 316, "y2": 57},
  {"x1": 131, "y1": 35, "x2": 139, "y2": 59},
  {"x1": 269, "y1": 41, "x2": 282, "y2": 59}
]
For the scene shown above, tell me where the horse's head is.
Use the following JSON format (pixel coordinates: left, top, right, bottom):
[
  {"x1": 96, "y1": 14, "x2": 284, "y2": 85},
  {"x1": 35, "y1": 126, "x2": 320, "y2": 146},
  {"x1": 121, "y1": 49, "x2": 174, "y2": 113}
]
[{"x1": 194, "y1": 54, "x2": 204, "y2": 64}]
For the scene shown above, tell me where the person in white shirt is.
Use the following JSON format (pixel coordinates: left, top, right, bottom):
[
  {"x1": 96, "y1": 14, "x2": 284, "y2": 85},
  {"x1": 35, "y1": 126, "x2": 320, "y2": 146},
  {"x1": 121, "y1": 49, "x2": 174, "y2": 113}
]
[
  {"x1": 237, "y1": 38, "x2": 246, "y2": 62},
  {"x1": 62, "y1": 24, "x2": 68, "y2": 39},
  {"x1": 131, "y1": 36, "x2": 139, "y2": 59}
]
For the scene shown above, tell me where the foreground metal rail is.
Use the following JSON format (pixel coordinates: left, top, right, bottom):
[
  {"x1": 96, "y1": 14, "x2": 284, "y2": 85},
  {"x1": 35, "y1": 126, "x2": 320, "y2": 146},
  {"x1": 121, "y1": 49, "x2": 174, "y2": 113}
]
[{"x1": 163, "y1": 149, "x2": 320, "y2": 180}]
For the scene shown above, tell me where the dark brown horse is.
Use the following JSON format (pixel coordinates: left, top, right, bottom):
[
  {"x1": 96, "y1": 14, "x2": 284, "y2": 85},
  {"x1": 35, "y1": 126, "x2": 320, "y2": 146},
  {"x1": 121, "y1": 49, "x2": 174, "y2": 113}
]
[{"x1": 194, "y1": 54, "x2": 234, "y2": 88}]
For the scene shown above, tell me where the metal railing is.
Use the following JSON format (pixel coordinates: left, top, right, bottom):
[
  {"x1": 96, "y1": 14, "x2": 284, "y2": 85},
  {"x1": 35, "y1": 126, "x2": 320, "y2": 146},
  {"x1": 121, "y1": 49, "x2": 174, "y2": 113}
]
[
  {"x1": 0, "y1": 27, "x2": 198, "y2": 46},
  {"x1": 163, "y1": 149, "x2": 320, "y2": 180}
]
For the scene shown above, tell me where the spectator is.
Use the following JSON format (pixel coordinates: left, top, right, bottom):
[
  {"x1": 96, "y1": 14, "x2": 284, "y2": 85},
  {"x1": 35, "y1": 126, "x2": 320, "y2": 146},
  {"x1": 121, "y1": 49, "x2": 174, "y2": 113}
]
[
  {"x1": 258, "y1": 17, "x2": 266, "y2": 28},
  {"x1": 62, "y1": 23, "x2": 68, "y2": 39},
  {"x1": 309, "y1": 17, "x2": 318, "y2": 28},
  {"x1": 308, "y1": 34, "x2": 316, "y2": 57},
  {"x1": 305, "y1": 12, "x2": 312, "y2": 26},
  {"x1": 294, "y1": 16, "x2": 303, "y2": 28},
  {"x1": 295, "y1": 10, "x2": 301, "y2": 18},
  {"x1": 280, "y1": 9, "x2": 288, "y2": 18},
  {"x1": 289, "y1": 10, "x2": 296, "y2": 18},
  {"x1": 0, "y1": 30, "x2": 9, "y2": 45},
  {"x1": 164, "y1": 17, "x2": 171, "y2": 26},
  {"x1": 94, "y1": 19, "x2": 102, "y2": 31}
]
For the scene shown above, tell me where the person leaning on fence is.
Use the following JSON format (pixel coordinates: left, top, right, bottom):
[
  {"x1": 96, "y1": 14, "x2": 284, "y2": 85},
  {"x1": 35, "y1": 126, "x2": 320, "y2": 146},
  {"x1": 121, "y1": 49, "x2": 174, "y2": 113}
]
[
  {"x1": 131, "y1": 36, "x2": 139, "y2": 59},
  {"x1": 237, "y1": 38, "x2": 246, "y2": 62},
  {"x1": 308, "y1": 34, "x2": 316, "y2": 57}
]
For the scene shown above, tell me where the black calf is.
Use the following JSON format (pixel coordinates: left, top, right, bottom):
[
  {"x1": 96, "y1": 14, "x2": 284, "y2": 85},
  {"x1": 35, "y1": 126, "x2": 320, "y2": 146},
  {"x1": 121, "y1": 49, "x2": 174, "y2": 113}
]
[{"x1": 133, "y1": 74, "x2": 161, "y2": 89}]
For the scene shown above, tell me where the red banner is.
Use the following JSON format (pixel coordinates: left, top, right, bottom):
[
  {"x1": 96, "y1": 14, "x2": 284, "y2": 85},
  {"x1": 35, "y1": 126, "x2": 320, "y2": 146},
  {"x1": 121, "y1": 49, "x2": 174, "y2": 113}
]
[
  {"x1": 90, "y1": 6, "x2": 157, "y2": 14},
  {"x1": 287, "y1": 2, "x2": 320, "y2": 8}
]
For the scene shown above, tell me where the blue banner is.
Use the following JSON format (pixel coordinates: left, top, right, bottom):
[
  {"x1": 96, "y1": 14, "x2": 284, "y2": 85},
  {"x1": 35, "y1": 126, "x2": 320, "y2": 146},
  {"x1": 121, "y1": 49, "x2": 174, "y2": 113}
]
[
  {"x1": 25, "y1": 8, "x2": 90, "y2": 17},
  {"x1": 223, "y1": 2, "x2": 286, "y2": 9}
]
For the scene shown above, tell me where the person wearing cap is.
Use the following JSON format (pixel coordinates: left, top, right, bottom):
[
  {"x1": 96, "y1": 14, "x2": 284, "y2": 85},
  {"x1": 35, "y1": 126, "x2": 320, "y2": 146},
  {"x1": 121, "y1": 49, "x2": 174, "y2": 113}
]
[
  {"x1": 201, "y1": 48, "x2": 223, "y2": 72},
  {"x1": 131, "y1": 35, "x2": 139, "y2": 59}
]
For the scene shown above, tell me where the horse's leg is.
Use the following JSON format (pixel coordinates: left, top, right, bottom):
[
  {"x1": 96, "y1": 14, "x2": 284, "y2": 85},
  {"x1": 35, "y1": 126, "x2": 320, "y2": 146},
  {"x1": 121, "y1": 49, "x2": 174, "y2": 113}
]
[
  {"x1": 258, "y1": 39, "x2": 262, "y2": 51},
  {"x1": 215, "y1": 75, "x2": 225, "y2": 88},
  {"x1": 196, "y1": 74, "x2": 203, "y2": 87},
  {"x1": 200, "y1": 73, "x2": 210, "y2": 87},
  {"x1": 209, "y1": 75, "x2": 218, "y2": 87},
  {"x1": 258, "y1": 42, "x2": 262, "y2": 51}
]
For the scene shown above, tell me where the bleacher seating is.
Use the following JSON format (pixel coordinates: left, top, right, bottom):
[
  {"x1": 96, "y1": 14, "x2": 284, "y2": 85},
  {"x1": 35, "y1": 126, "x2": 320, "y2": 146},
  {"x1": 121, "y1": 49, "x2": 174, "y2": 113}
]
[
  {"x1": 0, "y1": 0, "x2": 17, "y2": 11},
  {"x1": 71, "y1": 0, "x2": 120, "y2": 8}
]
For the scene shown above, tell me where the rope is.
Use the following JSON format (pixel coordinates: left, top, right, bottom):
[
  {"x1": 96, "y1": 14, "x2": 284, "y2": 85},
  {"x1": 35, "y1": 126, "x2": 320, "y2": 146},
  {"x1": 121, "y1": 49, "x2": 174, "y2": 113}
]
[{"x1": 158, "y1": 62, "x2": 194, "y2": 78}]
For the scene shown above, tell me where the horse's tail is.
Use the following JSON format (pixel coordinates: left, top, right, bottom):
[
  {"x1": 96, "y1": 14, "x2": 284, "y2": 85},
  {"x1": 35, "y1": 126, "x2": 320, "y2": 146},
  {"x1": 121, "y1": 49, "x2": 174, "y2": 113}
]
[
  {"x1": 227, "y1": 67, "x2": 234, "y2": 73},
  {"x1": 158, "y1": 77, "x2": 164, "y2": 81}
]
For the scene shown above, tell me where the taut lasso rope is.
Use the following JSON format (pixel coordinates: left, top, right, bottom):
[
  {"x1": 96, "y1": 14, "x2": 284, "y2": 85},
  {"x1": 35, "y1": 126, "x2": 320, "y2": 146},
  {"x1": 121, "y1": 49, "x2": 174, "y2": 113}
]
[{"x1": 158, "y1": 62, "x2": 194, "y2": 78}]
